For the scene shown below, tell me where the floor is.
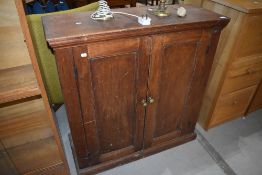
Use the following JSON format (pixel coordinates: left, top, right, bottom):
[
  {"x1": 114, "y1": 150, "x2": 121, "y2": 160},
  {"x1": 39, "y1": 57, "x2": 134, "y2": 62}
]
[
  {"x1": 56, "y1": 107, "x2": 262, "y2": 175},
  {"x1": 197, "y1": 110, "x2": 262, "y2": 175}
]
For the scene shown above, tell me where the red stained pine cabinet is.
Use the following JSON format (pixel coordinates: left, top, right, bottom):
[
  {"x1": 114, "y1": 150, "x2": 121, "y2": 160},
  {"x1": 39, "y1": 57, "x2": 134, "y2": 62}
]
[{"x1": 43, "y1": 5, "x2": 229, "y2": 174}]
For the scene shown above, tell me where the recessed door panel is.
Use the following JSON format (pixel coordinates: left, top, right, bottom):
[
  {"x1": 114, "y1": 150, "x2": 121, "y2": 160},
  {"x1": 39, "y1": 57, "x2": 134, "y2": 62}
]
[
  {"x1": 90, "y1": 54, "x2": 137, "y2": 153},
  {"x1": 154, "y1": 42, "x2": 198, "y2": 138}
]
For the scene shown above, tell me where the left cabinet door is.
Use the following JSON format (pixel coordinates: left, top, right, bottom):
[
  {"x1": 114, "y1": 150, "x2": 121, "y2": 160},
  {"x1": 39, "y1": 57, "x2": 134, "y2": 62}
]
[{"x1": 55, "y1": 37, "x2": 149, "y2": 169}]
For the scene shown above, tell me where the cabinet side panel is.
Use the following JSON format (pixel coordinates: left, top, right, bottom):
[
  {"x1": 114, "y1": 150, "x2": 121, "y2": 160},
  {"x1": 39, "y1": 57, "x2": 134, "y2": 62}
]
[
  {"x1": 73, "y1": 46, "x2": 101, "y2": 166},
  {"x1": 199, "y1": 0, "x2": 244, "y2": 129}
]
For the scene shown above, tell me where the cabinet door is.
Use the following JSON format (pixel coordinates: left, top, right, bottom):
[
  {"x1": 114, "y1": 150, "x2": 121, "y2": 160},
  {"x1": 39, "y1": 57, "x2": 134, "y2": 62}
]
[
  {"x1": 73, "y1": 38, "x2": 149, "y2": 167},
  {"x1": 144, "y1": 30, "x2": 212, "y2": 150}
]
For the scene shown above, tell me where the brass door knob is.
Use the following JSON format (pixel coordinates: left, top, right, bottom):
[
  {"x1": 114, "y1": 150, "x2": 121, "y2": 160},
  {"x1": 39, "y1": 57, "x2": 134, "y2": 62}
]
[
  {"x1": 148, "y1": 97, "x2": 154, "y2": 104},
  {"x1": 141, "y1": 99, "x2": 148, "y2": 107}
]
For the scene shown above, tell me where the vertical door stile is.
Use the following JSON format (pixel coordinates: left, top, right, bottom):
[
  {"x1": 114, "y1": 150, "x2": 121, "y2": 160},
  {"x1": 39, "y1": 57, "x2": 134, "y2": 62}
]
[
  {"x1": 54, "y1": 48, "x2": 90, "y2": 168},
  {"x1": 143, "y1": 35, "x2": 164, "y2": 148},
  {"x1": 72, "y1": 45, "x2": 101, "y2": 165},
  {"x1": 135, "y1": 36, "x2": 152, "y2": 151}
]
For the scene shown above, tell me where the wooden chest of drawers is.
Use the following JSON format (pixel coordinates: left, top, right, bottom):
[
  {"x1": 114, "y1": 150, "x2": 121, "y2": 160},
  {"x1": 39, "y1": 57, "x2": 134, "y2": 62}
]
[
  {"x1": 199, "y1": 0, "x2": 262, "y2": 129},
  {"x1": 43, "y1": 5, "x2": 228, "y2": 174}
]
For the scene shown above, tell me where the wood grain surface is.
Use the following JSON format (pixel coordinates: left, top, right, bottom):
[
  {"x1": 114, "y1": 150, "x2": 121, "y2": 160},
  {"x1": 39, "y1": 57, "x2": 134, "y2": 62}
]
[
  {"x1": 43, "y1": 5, "x2": 229, "y2": 48},
  {"x1": 0, "y1": 65, "x2": 41, "y2": 104}
]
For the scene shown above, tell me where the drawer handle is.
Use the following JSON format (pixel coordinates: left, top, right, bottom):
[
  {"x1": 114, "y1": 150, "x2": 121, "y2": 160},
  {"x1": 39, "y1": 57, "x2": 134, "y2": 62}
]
[{"x1": 246, "y1": 68, "x2": 255, "y2": 75}]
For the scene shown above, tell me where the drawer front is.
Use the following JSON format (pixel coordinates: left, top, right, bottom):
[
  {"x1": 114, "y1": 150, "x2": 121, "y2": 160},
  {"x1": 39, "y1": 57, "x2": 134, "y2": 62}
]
[
  {"x1": 210, "y1": 85, "x2": 257, "y2": 127},
  {"x1": 234, "y1": 14, "x2": 262, "y2": 60},
  {"x1": 221, "y1": 55, "x2": 262, "y2": 95}
]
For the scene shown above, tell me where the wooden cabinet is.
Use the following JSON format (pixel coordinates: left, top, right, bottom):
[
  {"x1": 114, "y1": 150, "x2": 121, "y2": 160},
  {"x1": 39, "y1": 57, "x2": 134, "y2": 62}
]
[
  {"x1": 198, "y1": 0, "x2": 262, "y2": 129},
  {"x1": 43, "y1": 5, "x2": 228, "y2": 174}
]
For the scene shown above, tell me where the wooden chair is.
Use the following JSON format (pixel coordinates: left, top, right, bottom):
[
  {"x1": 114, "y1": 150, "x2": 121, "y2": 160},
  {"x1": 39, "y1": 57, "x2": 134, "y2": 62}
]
[{"x1": 22, "y1": 1, "x2": 99, "y2": 105}]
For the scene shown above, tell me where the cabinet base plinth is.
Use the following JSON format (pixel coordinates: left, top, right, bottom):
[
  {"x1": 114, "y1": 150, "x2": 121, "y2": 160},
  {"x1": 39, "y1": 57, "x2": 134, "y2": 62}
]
[{"x1": 79, "y1": 133, "x2": 196, "y2": 175}]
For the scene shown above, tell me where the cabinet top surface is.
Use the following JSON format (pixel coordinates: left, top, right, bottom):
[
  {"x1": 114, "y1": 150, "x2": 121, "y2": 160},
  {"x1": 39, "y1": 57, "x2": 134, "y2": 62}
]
[
  {"x1": 42, "y1": 5, "x2": 229, "y2": 47},
  {"x1": 211, "y1": 0, "x2": 262, "y2": 13}
]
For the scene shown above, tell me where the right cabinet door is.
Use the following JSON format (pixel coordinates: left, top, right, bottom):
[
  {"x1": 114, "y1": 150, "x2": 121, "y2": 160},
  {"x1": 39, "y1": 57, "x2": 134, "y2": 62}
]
[{"x1": 144, "y1": 30, "x2": 212, "y2": 150}]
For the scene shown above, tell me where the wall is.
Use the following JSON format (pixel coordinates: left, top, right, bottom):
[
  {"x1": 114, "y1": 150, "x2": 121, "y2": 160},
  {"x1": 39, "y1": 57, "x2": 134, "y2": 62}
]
[{"x1": 0, "y1": 0, "x2": 31, "y2": 70}]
